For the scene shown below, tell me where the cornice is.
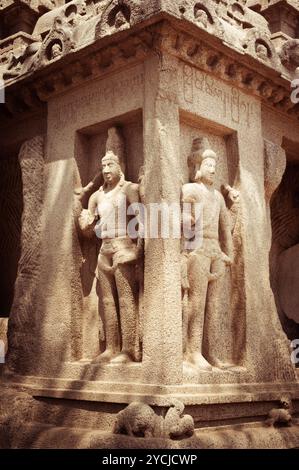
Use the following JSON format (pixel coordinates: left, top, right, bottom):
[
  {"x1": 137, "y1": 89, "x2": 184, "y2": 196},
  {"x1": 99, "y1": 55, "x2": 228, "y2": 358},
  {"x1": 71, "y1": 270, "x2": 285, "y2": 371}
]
[
  {"x1": 1, "y1": 6, "x2": 299, "y2": 123},
  {"x1": 159, "y1": 20, "x2": 298, "y2": 117}
]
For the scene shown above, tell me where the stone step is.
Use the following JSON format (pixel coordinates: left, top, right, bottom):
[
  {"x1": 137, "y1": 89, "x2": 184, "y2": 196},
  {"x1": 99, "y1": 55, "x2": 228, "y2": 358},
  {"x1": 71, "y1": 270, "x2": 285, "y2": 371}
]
[{"x1": 1, "y1": 420, "x2": 299, "y2": 449}]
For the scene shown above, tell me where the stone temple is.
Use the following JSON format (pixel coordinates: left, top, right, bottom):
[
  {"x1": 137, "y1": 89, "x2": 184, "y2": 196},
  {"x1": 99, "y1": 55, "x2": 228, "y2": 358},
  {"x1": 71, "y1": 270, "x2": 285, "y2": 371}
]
[{"x1": 1, "y1": 0, "x2": 299, "y2": 449}]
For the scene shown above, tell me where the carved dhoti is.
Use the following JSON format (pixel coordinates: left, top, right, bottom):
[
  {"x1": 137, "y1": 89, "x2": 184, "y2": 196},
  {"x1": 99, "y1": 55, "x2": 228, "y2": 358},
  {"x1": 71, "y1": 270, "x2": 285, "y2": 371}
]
[
  {"x1": 98, "y1": 237, "x2": 139, "y2": 274},
  {"x1": 97, "y1": 237, "x2": 140, "y2": 362},
  {"x1": 185, "y1": 238, "x2": 226, "y2": 364}
]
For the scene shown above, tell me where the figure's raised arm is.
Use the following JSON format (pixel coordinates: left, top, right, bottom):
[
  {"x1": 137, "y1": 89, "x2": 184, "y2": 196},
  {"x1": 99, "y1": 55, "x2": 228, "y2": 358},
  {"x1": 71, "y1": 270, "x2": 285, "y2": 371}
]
[
  {"x1": 125, "y1": 182, "x2": 144, "y2": 248},
  {"x1": 221, "y1": 184, "x2": 240, "y2": 232},
  {"x1": 77, "y1": 191, "x2": 99, "y2": 238}
]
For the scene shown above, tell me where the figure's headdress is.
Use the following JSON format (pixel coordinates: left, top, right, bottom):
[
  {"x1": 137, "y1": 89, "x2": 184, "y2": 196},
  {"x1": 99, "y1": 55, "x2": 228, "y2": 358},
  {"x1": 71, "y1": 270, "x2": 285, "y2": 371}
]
[
  {"x1": 105, "y1": 126, "x2": 125, "y2": 172},
  {"x1": 101, "y1": 150, "x2": 121, "y2": 165},
  {"x1": 187, "y1": 137, "x2": 218, "y2": 182},
  {"x1": 201, "y1": 148, "x2": 218, "y2": 162},
  {"x1": 100, "y1": 127, "x2": 126, "y2": 187}
]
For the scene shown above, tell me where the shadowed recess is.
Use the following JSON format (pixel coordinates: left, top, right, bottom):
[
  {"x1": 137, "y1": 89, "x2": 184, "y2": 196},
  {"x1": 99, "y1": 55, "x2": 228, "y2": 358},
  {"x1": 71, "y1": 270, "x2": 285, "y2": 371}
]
[{"x1": 0, "y1": 156, "x2": 23, "y2": 317}]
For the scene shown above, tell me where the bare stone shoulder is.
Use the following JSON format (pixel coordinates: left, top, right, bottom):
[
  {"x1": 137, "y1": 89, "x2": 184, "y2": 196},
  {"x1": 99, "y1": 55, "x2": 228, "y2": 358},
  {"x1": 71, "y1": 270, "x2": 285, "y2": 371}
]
[{"x1": 182, "y1": 182, "x2": 201, "y2": 202}]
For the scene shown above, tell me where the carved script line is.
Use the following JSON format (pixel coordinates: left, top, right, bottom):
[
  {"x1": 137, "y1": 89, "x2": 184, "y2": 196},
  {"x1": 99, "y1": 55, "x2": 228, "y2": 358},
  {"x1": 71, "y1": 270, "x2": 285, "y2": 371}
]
[
  {"x1": 52, "y1": 72, "x2": 144, "y2": 129},
  {"x1": 183, "y1": 64, "x2": 255, "y2": 127}
]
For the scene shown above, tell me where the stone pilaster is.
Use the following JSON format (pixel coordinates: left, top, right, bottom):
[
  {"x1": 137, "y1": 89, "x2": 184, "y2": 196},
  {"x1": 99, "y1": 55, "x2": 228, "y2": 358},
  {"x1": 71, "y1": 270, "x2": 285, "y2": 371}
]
[{"x1": 142, "y1": 52, "x2": 183, "y2": 385}]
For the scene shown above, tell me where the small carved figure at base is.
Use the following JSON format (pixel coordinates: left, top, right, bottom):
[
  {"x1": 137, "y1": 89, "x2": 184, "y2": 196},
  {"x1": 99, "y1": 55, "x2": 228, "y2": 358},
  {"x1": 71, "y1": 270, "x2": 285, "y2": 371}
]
[
  {"x1": 256, "y1": 43, "x2": 268, "y2": 61},
  {"x1": 113, "y1": 402, "x2": 162, "y2": 438},
  {"x1": 164, "y1": 399, "x2": 194, "y2": 440},
  {"x1": 265, "y1": 397, "x2": 293, "y2": 427},
  {"x1": 113, "y1": 400, "x2": 194, "y2": 440}
]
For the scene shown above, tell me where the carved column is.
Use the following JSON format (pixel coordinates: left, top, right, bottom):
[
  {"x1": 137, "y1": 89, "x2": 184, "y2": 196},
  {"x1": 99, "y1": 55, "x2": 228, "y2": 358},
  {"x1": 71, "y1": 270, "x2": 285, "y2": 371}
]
[{"x1": 142, "y1": 52, "x2": 183, "y2": 384}]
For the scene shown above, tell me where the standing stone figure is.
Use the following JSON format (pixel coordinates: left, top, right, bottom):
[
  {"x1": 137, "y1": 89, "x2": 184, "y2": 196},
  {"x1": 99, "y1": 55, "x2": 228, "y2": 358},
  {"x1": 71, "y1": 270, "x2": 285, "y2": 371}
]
[
  {"x1": 79, "y1": 148, "x2": 142, "y2": 364},
  {"x1": 182, "y1": 140, "x2": 236, "y2": 371}
]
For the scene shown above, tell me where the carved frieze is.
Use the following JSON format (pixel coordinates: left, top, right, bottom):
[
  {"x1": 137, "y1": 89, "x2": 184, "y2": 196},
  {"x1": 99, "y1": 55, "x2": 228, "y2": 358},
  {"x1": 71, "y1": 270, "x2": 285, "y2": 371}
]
[
  {"x1": 0, "y1": 0, "x2": 294, "y2": 84},
  {"x1": 1, "y1": 3, "x2": 299, "y2": 123}
]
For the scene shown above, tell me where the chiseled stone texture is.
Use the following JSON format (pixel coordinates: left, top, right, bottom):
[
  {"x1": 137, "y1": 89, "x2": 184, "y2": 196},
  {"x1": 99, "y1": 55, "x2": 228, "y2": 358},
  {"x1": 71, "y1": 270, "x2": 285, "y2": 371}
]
[
  {"x1": 0, "y1": 386, "x2": 298, "y2": 448},
  {"x1": 1, "y1": 0, "x2": 299, "y2": 449},
  {"x1": 6, "y1": 136, "x2": 45, "y2": 375}
]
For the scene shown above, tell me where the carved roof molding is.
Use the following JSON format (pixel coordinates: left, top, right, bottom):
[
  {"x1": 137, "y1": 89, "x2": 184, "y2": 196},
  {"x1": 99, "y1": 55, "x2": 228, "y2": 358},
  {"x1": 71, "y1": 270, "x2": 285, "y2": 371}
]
[
  {"x1": 0, "y1": 31, "x2": 35, "y2": 65},
  {"x1": 32, "y1": 0, "x2": 96, "y2": 37},
  {"x1": 0, "y1": 25, "x2": 154, "y2": 120},
  {"x1": 33, "y1": 16, "x2": 75, "y2": 68},
  {"x1": 0, "y1": 0, "x2": 64, "y2": 14},
  {"x1": 258, "y1": 0, "x2": 299, "y2": 14},
  {"x1": 0, "y1": 0, "x2": 36, "y2": 12},
  {"x1": 1, "y1": 0, "x2": 298, "y2": 83},
  {"x1": 0, "y1": 0, "x2": 292, "y2": 83},
  {"x1": 251, "y1": 2, "x2": 299, "y2": 59},
  {"x1": 159, "y1": 21, "x2": 297, "y2": 114},
  {"x1": 1, "y1": 2, "x2": 299, "y2": 121}
]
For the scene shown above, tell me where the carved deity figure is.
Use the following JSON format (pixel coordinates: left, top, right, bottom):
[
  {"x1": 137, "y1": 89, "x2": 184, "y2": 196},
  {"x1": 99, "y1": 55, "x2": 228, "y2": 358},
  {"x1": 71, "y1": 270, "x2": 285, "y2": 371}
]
[
  {"x1": 50, "y1": 42, "x2": 62, "y2": 59},
  {"x1": 194, "y1": 8, "x2": 209, "y2": 28},
  {"x1": 256, "y1": 43, "x2": 268, "y2": 61},
  {"x1": 182, "y1": 141, "x2": 236, "y2": 370},
  {"x1": 79, "y1": 148, "x2": 141, "y2": 364},
  {"x1": 114, "y1": 10, "x2": 128, "y2": 29}
]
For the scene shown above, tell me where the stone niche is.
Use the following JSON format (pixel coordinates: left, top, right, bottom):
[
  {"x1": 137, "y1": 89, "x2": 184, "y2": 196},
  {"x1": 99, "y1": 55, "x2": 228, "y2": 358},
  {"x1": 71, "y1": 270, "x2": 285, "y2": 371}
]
[
  {"x1": 74, "y1": 111, "x2": 143, "y2": 361},
  {"x1": 180, "y1": 117, "x2": 245, "y2": 378}
]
